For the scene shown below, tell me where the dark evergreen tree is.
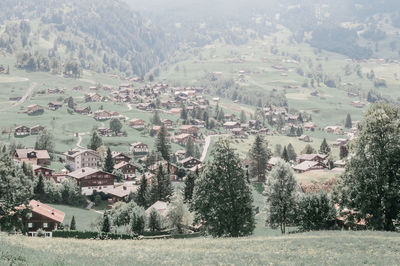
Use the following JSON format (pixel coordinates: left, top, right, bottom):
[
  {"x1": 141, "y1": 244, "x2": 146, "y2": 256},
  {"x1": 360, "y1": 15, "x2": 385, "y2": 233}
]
[
  {"x1": 148, "y1": 208, "x2": 161, "y2": 232},
  {"x1": 302, "y1": 144, "x2": 316, "y2": 154},
  {"x1": 319, "y1": 138, "x2": 331, "y2": 154},
  {"x1": 104, "y1": 147, "x2": 114, "y2": 173},
  {"x1": 184, "y1": 169, "x2": 198, "y2": 203},
  {"x1": 34, "y1": 174, "x2": 45, "y2": 201},
  {"x1": 339, "y1": 145, "x2": 348, "y2": 159},
  {"x1": 286, "y1": 143, "x2": 297, "y2": 162},
  {"x1": 185, "y1": 137, "x2": 195, "y2": 158},
  {"x1": 152, "y1": 111, "x2": 161, "y2": 125},
  {"x1": 156, "y1": 125, "x2": 171, "y2": 162},
  {"x1": 248, "y1": 135, "x2": 272, "y2": 182},
  {"x1": 70, "y1": 216, "x2": 76, "y2": 230},
  {"x1": 135, "y1": 175, "x2": 149, "y2": 208},
  {"x1": 101, "y1": 212, "x2": 111, "y2": 233},
  {"x1": 281, "y1": 146, "x2": 290, "y2": 162},
  {"x1": 345, "y1": 113, "x2": 352, "y2": 128},
  {"x1": 88, "y1": 131, "x2": 103, "y2": 151},
  {"x1": 150, "y1": 164, "x2": 172, "y2": 203},
  {"x1": 192, "y1": 139, "x2": 255, "y2": 237}
]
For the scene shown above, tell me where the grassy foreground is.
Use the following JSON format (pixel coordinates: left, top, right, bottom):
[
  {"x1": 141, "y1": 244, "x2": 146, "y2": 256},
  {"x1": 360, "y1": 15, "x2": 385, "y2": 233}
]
[{"x1": 1, "y1": 231, "x2": 400, "y2": 265}]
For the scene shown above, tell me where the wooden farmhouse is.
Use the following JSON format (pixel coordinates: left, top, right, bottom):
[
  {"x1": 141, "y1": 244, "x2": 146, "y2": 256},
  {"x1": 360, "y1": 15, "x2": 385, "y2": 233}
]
[
  {"x1": 108, "y1": 184, "x2": 138, "y2": 203},
  {"x1": 129, "y1": 118, "x2": 145, "y2": 129},
  {"x1": 32, "y1": 165, "x2": 54, "y2": 180},
  {"x1": 114, "y1": 162, "x2": 137, "y2": 180},
  {"x1": 26, "y1": 104, "x2": 44, "y2": 115},
  {"x1": 64, "y1": 148, "x2": 99, "y2": 171},
  {"x1": 25, "y1": 200, "x2": 65, "y2": 237},
  {"x1": 13, "y1": 149, "x2": 50, "y2": 166},
  {"x1": 68, "y1": 167, "x2": 115, "y2": 195},
  {"x1": 14, "y1": 125, "x2": 30, "y2": 136},
  {"x1": 30, "y1": 125, "x2": 45, "y2": 135},
  {"x1": 48, "y1": 101, "x2": 63, "y2": 111},
  {"x1": 179, "y1": 125, "x2": 200, "y2": 137},
  {"x1": 111, "y1": 152, "x2": 131, "y2": 164},
  {"x1": 130, "y1": 142, "x2": 149, "y2": 157}
]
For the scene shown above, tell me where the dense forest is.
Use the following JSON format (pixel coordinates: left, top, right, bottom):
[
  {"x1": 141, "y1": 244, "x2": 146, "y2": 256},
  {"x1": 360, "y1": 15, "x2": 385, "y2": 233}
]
[{"x1": 0, "y1": 0, "x2": 171, "y2": 77}]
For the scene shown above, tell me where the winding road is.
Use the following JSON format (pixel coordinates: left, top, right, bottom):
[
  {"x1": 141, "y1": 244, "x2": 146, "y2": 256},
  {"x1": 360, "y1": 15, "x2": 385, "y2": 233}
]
[
  {"x1": 0, "y1": 82, "x2": 37, "y2": 112},
  {"x1": 200, "y1": 134, "x2": 228, "y2": 162}
]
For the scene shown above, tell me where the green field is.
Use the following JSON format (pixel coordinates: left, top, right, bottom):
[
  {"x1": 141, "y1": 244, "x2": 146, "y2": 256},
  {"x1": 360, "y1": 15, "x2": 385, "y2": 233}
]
[{"x1": 1, "y1": 231, "x2": 400, "y2": 265}]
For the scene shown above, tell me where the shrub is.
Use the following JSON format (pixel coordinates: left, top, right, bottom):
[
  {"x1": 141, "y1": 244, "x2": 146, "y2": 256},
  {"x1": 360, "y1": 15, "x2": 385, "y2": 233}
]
[
  {"x1": 52, "y1": 230, "x2": 137, "y2": 240},
  {"x1": 295, "y1": 192, "x2": 337, "y2": 231}
]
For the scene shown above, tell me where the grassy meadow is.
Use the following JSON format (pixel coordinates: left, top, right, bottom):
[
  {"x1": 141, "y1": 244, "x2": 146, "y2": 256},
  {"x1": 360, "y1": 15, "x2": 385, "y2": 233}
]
[{"x1": 1, "y1": 231, "x2": 400, "y2": 265}]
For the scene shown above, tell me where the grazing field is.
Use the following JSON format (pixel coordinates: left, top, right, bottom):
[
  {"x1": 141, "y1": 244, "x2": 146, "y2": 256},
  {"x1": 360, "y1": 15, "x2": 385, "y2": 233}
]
[{"x1": 1, "y1": 231, "x2": 400, "y2": 265}]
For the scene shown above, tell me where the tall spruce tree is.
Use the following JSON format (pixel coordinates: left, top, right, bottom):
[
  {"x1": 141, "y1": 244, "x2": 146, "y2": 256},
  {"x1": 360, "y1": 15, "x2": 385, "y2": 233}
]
[
  {"x1": 286, "y1": 143, "x2": 297, "y2": 161},
  {"x1": 302, "y1": 144, "x2": 316, "y2": 154},
  {"x1": 88, "y1": 131, "x2": 103, "y2": 151},
  {"x1": 104, "y1": 147, "x2": 114, "y2": 173},
  {"x1": 70, "y1": 216, "x2": 76, "y2": 230},
  {"x1": 156, "y1": 125, "x2": 171, "y2": 161},
  {"x1": 152, "y1": 111, "x2": 162, "y2": 125},
  {"x1": 150, "y1": 164, "x2": 173, "y2": 204},
  {"x1": 101, "y1": 212, "x2": 111, "y2": 233},
  {"x1": 281, "y1": 146, "x2": 290, "y2": 162},
  {"x1": 240, "y1": 110, "x2": 247, "y2": 123},
  {"x1": 345, "y1": 113, "x2": 352, "y2": 128},
  {"x1": 336, "y1": 103, "x2": 400, "y2": 231},
  {"x1": 319, "y1": 138, "x2": 331, "y2": 154},
  {"x1": 135, "y1": 175, "x2": 149, "y2": 208},
  {"x1": 192, "y1": 139, "x2": 255, "y2": 237},
  {"x1": 248, "y1": 135, "x2": 272, "y2": 182},
  {"x1": 184, "y1": 169, "x2": 198, "y2": 203},
  {"x1": 339, "y1": 145, "x2": 348, "y2": 159},
  {"x1": 264, "y1": 159, "x2": 298, "y2": 234},
  {"x1": 34, "y1": 174, "x2": 45, "y2": 201},
  {"x1": 185, "y1": 137, "x2": 195, "y2": 158}
]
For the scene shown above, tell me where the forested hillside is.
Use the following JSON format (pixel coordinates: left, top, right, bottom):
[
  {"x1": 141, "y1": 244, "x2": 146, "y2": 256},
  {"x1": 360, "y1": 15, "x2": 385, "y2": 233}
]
[{"x1": 0, "y1": 0, "x2": 170, "y2": 77}]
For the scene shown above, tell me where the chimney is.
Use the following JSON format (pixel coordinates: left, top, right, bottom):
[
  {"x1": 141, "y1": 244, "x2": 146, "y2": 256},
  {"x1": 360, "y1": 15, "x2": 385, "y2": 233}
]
[
  {"x1": 82, "y1": 169, "x2": 85, "y2": 173},
  {"x1": 123, "y1": 186, "x2": 127, "y2": 190},
  {"x1": 51, "y1": 209, "x2": 55, "y2": 215}
]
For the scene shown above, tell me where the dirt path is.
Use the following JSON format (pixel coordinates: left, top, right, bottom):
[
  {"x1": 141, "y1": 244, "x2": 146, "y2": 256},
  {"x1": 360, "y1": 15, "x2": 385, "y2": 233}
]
[
  {"x1": 200, "y1": 134, "x2": 228, "y2": 162},
  {"x1": 127, "y1": 103, "x2": 132, "y2": 110},
  {"x1": 0, "y1": 82, "x2": 37, "y2": 112},
  {"x1": 76, "y1": 132, "x2": 90, "y2": 148}
]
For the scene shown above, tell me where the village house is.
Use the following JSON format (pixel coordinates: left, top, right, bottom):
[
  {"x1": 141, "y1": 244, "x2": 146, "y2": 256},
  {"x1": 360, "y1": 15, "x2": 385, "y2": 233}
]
[
  {"x1": 180, "y1": 157, "x2": 202, "y2": 171},
  {"x1": 298, "y1": 134, "x2": 311, "y2": 142},
  {"x1": 14, "y1": 125, "x2": 30, "y2": 137},
  {"x1": 63, "y1": 148, "x2": 99, "y2": 171},
  {"x1": 25, "y1": 200, "x2": 65, "y2": 237},
  {"x1": 148, "y1": 161, "x2": 178, "y2": 178},
  {"x1": 32, "y1": 165, "x2": 55, "y2": 181},
  {"x1": 350, "y1": 101, "x2": 365, "y2": 108},
  {"x1": 303, "y1": 122, "x2": 316, "y2": 131},
  {"x1": 130, "y1": 142, "x2": 149, "y2": 157},
  {"x1": 97, "y1": 128, "x2": 114, "y2": 137},
  {"x1": 68, "y1": 167, "x2": 115, "y2": 195},
  {"x1": 175, "y1": 150, "x2": 186, "y2": 161},
  {"x1": 146, "y1": 201, "x2": 168, "y2": 217},
  {"x1": 48, "y1": 102, "x2": 63, "y2": 111},
  {"x1": 74, "y1": 106, "x2": 91, "y2": 115},
  {"x1": 26, "y1": 104, "x2": 44, "y2": 115},
  {"x1": 136, "y1": 103, "x2": 153, "y2": 111},
  {"x1": 30, "y1": 125, "x2": 45, "y2": 135},
  {"x1": 129, "y1": 118, "x2": 145, "y2": 129},
  {"x1": 179, "y1": 125, "x2": 200, "y2": 137},
  {"x1": 332, "y1": 138, "x2": 348, "y2": 147},
  {"x1": 93, "y1": 110, "x2": 112, "y2": 121},
  {"x1": 161, "y1": 119, "x2": 173, "y2": 129},
  {"x1": 173, "y1": 133, "x2": 192, "y2": 146},
  {"x1": 325, "y1": 126, "x2": 344, "y2": 135},
  {"x1": 108, "y1": 184, "x2": 138, "y2": 203},
  {"x1": 231, "y1": 128, "x2": 248, "y2": 138},
  {"x1": 191, "y1": 119, "x2": 206, "y2": 128},
  {"x1": 293, "y1": 161, "x2": 326, "y2": 173},
  {"x1": 47, "y1": 88, "x2": 64, "y2": 94},
  {"x1": 13, "y1": 149, "x2": 51, "y2": 166},
  {"x1": 111, "y1": 152, "x2": 131, "y2": 165},
  {"x1": 114, "y1": 162, "x2": 137, "y2": 180},
  {"x1": 85, "y1": 93, "x2": 102, "y2": 102},
  {"x1": 223, "y1": 121, "x2": 240, "y2": 131},
  {"x1": 298, "y1": 154, "x2": 328, "y2": 163},
  {"x1": 169, "y1": 108, "x2": 182, "y2": 115}
]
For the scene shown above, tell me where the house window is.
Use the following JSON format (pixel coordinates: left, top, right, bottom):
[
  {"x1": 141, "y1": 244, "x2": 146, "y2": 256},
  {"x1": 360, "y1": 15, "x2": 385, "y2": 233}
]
[
  {"x1": 28, "y1": 223, "x2": 33, "y2": 228},
  {"x1": 43, "y1": 223, "x2": 48, "y2": 228}
]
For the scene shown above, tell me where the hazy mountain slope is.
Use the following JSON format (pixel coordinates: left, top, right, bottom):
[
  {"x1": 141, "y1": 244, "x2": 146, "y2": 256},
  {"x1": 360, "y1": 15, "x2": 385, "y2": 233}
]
[{"x1": 0, "y1": 0, "x2": 171, "y2": 77}]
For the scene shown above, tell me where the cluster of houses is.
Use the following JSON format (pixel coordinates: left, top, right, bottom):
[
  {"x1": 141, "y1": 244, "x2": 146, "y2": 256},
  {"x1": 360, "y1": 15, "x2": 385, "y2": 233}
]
[{"x1": 14, "y1": 125, "x2": 45, "y2": 137}]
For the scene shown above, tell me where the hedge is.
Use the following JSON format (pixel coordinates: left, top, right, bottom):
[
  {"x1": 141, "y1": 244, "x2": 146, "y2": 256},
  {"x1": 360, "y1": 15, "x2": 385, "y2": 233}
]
[{"x1": 52, "y1": 230, "x2": 137, "y2": 240}]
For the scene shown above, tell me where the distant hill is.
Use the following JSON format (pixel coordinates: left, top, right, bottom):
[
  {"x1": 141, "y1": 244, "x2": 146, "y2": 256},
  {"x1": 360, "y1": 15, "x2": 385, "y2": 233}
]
[{"x1": 0, "y1": 0, "x2": 171, "y2": 77}]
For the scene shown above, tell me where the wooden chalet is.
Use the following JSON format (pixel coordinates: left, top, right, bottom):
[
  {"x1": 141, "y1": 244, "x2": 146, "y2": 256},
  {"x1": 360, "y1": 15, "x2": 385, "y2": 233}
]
[
  {"x1": 161, "y1": 119, "x2": 173, "y2": 129},
  {"x1": 68, "y1": 167, "x2": 115, "y2": 195},
  {"x1": 13, "y1": 149, "x2": 51, "y2": 166},
  {"x1": 26, "y1": 104, "x2": 44, "y2": 115},
  {"x1": 93, "y1": 110, "x2": 111, "y2": 121},
  {"x1": 111, "y1": 152, "x2": 131, "y2": 164},
  {"x1": 85, "y1": 93, "x2": 102, "y2": 102},
  {"x1": 48, "y1": 102, "x2": 63, "y2": 111},
  {"x1": 298, "y1": 135, "x2": 311, "y2": 142},
  {"x1": 32, "y1": 165, "x2": 54, "y2": 180},
  {"x1": 130, "y1": 142, "x2": 149, "y2": 157},
  {"x1": 108, "y1": 184, "x2": 138, "y2": 203},
  {"x1": 30, "y1": 125, "x2": 45, "y2": 135},
  {"x1": 14, "y1": 125, "x2": 30, "y2": 136},
  {"x1": 25, "y1": 200, "x2": 65, "y2": 237},
  {"x1": 97, "y1": 128, "x2": 114, "y2": 137},
  {"x1": 129, "y1": 118, "x2": 145, "y2": 129},
  {"x1": 223, "y1": 121, "x2": 240, "y2": 131},
  {"x1": 145, "y1": 201, "x2": 168, "y2": 217},
  {"x1": 180, "y1": 157, "x2": 202, "y2": 171},
  {"x1": 148, "y1": 161, "x2": 178, "y2": 177},
  {"x1": 298, "y1": 154, "x2": 328, "y2": 163},
  {"x1": 173, "y1": 133, "x2": 192, "y2": 145},
  {"x1": 114, "y1": 162, "x2": 136, "y2": 180},
  {"x1": 179, "y1": 125, "x2": 200, "y2": 137},
  {"x1": 74, "y1": 106, "x2": 91, "y2": 115},
  {"x1": 293, "y1": 161, "x2": 326, "y2": 173}
]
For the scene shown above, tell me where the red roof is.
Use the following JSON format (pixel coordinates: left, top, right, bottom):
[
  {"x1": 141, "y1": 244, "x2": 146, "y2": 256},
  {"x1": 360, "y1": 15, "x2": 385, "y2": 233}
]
[{"x1": 29, "y1": 200, "x2": 65, "y2": 223}]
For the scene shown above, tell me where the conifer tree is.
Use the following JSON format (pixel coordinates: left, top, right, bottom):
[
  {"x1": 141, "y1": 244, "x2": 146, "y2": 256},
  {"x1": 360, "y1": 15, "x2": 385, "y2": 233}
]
[
  {"x1": 185, "y1": 137, "x2": 195, "y2": 158},
  {"x1": 319, "y1": 138, "x2": 331, "y2": 154},
  {"x1": 248, "y1": 135, "x2": 272, "y2": 182},
  {"x1": 345, "y1": 113, "x2": 352, "y2": 128},
  {"x1": 240, "y1": 110, "x2": 247, "y2": 123},
  {"x1": 302, "y1": 144, "x2": 316, "y2": 154},
  {"x1": 192, "y1": 139, "x2": 255, "y2": 237},
  {"x1": 264, "y1": 159, "x2": 298, "y2": 234},
  {"x1": 135, "y1": 175, "x2": 149, "y2": 208},
  {"x1": 152, "y1": 111, "x2": 161, "y2": 125},
  {"x1": 156, "y1": 125, "x2": 171, "y2": 161},
  {"x1": 339, "y1": 145, "x2": 348, "y2": 159},
  {"x1": 130, "y1": 206, "x2": 146, "y2": 235},
  {"x1": 148, "y1": 208, "x2": 161, "y2": 232},
  {"x1": 101, "y1": 212, "x2": 111, "y2": 233},
  {"x1": 88, "y1": 131, "x2": 103, "y2": 151},
  {"x1": 184, "y1": 169, "x2": 198, "y2": 203},
  {"x1": 34, "y1": 174, "x2": 45, "y2": 201},
  {"x1": 70, "y1": 216, "x2": 76, "y2": 230},
  {"x1": 281, "y1": 146, "x2": 290, "y2": 162},
  {"x1": 286, "y1": 143, "x2": 297, "y2": 162},
  {"x1": 104, "y1": 147, "x2": 114, "y2": 173},
  {"x1": 150, "y1": 164, "x2": 172, "y2": 204}
]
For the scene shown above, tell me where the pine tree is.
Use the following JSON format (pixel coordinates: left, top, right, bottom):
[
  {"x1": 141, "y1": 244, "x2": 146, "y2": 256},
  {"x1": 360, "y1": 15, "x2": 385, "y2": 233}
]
[
  {"x1": 248, "y1": 135, "x2": 272, "y2": 182},
  {"x1": 70, "y1": 216, "x2": 76, "y2": 230},
  {"x1": 101, "y1": 212, "x2": 111, "y2": 233},
  {"x1": 185, "y1": 137, "x2": 195, "y2": 158},
  {"x1": 150, "y1": 164, "x2": 172, "y2": 204},
  {"x1": 339, "y1": 145, "x2": 348, "y2": 159},
  {"x1": 345, "y1": 113, "x2": 352, "y2": 128},
  {"x1": 130, "y1": 206, "x2": 146, "y2": 235},
  {"x1": 104, "y1": 147, "x2": 114, "y2": 173},
  {"x1": 319, "y1": 138, "x2": 331, "y2": 155},
  {"x1": 240, "y1": 110, "x2": 247, "y2": 123},
  {"x1": 156, "y1": 125, "x2": 171, "y2": 161},
  {"x1": 135, "y1": 175, "x2": 149, "y2": 208},
  {"x1": 152, "y1": 111, "x2": 161, "y2": 125},
  {"x1": 192, "y1": 139, "x2": 255, "y2": 237},
  {"x1": 337, "y1": 103, "x2": 400, "y2": 231},
  {"x1": 180, "y1": 106, "x2": 188, "y2": 121},
  {"x1": 34, "y1": 174, "x2": 45, "y2": 201},
  {"x1": 281, "y1": 146, "x2": 290, "y2": 162},
  {"x1": 302, "y1": 144, "x2": 316, "y2": 154},
  {"x1": 148, "y1": 208, "x2": 161, "y2": 232},
  {"x1": 264, "y1": 159, "x2": 298, "y2": 234},
  {"x1": 184, "y1": 169, "x2": 197, "y2": 203},
  {"x1": 88, "y1": 131, "x2": 103, "y2": 151},
  {"x1": 286, "y1": 143, "x2": 297, "y2": 161}
]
